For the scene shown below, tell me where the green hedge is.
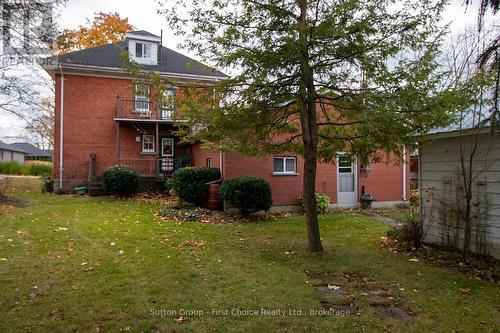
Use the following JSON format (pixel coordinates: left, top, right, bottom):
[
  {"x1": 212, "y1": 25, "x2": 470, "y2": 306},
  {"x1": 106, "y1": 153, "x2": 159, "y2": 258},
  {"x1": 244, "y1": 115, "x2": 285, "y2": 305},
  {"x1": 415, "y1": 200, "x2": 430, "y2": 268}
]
[
  {"x1": 169, "y1": 167, "x2": 221, "y2": 206},
  {"x1": 102, "y1": 166, "x2": 140, "y2": 196},
  {"x1": 0, "y1": 161, "x2": 52, "y2": 176},
  {"x1": 220, "y1": 176, "x2": 272, "y2": 216}
]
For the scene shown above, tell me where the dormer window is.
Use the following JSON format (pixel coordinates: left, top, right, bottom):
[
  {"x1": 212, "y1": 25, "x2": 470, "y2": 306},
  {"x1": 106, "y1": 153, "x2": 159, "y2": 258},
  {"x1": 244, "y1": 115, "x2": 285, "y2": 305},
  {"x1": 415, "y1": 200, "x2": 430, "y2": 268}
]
[
  {"x1": 135, "y1": 42, "x2": 151, "y2": 58},
  {"x1": 125, "y1": 31, "x2": 161, "y2": 66}
]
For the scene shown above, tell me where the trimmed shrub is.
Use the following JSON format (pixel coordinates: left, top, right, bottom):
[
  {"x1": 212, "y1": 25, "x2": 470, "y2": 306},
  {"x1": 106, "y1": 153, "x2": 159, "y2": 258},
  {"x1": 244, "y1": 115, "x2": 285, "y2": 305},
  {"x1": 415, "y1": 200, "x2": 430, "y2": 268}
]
[
  {"x1": 102, "y1": 166, "x2": 140, "y2": 196},
  {"x1": 169, "y1": 167, "x2": 221, "y2": 206},
  {"x1": 298, "y1": 192, "x2": 330, "y2": 214},
  {"x1": 220, "y1": 176, "x2": 272, "y2": 216}
]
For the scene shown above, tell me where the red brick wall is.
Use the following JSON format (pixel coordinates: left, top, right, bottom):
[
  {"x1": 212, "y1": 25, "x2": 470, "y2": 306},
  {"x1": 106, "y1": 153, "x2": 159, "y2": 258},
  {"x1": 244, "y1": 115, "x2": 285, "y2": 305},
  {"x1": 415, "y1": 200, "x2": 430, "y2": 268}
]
[
  {"x1": 357, "y1": 151, "x2": 410, "y2": 202},
  {"x1": 223, "y1": 151, "x2": 410, "y2": 206},
  {"x1": 191, "y1": 143, "x2": 221, "y2": 169},
  {"x1": 53, "y1": 73, "x2": 410, "y2": 201},
  {"x1": 223, "y1": 154, "x2": 339, "y2": 206},
  {"x1": 54, "y1": 74, "x2": 131, "y2": 186}
]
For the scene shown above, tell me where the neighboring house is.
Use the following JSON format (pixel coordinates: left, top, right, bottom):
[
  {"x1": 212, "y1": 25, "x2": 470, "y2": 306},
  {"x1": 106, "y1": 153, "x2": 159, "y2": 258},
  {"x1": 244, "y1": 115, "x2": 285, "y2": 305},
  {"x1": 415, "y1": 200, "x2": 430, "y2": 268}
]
[
  {"x1": 0, "y1": 141, "x2": 27, "y2": 164},
  {"x1": 419, "y1": 118, "x2": 500, "y2": 259},
  {"x1": 44, "y1": 30, "x2": 410, "y2": 209},
  {"x1": 9, "y1": 142, "x2": 53, "y2": 161}
]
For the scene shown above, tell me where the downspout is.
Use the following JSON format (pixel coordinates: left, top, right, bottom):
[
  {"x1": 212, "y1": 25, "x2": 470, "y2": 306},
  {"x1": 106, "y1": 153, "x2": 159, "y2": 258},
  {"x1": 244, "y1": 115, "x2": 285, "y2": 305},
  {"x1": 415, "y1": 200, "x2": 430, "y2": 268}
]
[
  {"x1": 402, "y1": 144, "x2": 407, "y2": 202},
  {"x1": 219, "y1": 140, "x2": 223, "y2": 178},
  {"x1": 59, "y1": 65, "x2": 64, "y2": 189}
]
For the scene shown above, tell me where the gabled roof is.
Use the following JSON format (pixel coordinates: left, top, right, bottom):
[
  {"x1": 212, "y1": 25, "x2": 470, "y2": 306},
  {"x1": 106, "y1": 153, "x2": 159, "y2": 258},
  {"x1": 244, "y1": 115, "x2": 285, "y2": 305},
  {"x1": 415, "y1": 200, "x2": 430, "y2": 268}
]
[
  {"x1": 9, "y1": 142, "x2": 52, "y2": 158},
  {"x1": 0, "y1": 141, "x2": 28, "y2": 154},
  {"x1": 54, "y1": 38, "x2": 228, "y2": 79}
]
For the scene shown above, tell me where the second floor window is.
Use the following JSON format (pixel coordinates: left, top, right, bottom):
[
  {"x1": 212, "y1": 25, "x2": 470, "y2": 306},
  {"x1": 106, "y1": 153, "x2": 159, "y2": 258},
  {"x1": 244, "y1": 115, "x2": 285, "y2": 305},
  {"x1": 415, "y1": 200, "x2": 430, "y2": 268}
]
[
  {"x1": 135, "y1": 42, "x2": 151, "y2": 58},
  {"x1": 134, "y1": 84, "x2": 150, "y2": 112}
]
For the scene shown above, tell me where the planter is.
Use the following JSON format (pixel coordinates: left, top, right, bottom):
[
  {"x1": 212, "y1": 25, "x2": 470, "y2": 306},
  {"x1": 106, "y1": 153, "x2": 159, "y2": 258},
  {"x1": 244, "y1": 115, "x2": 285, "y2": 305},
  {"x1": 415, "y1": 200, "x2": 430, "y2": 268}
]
[
  {"x1": 360, "y1": 193, "x2": 376, "y2": 209},
  {"x1": 75, "y1": 187, "x2": 87, "y2": 195}
]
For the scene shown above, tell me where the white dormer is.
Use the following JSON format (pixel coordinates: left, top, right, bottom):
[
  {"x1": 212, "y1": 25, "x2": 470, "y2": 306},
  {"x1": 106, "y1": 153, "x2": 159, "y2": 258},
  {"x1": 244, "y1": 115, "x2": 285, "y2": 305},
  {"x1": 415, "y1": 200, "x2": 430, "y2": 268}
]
[{"x1": 125, "y1": 31, "x2": 161, "y2": 66}]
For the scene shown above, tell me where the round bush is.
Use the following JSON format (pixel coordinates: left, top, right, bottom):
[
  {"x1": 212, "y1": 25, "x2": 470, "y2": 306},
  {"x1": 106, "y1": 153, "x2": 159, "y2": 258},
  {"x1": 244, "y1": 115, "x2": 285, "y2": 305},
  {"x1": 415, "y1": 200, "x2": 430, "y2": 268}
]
[
  {"x1": 170, "y1": 167, "x2": 221, "y2": 206},
  {"x1": 220, "y1": 176, "x2": 272, "y2": 216},
  {"x1": 102, "y1": 166, "x2": 140, "y2": 196},
  {"x1": 298, "y1": 192, "x2": 330, "y2": 214}
]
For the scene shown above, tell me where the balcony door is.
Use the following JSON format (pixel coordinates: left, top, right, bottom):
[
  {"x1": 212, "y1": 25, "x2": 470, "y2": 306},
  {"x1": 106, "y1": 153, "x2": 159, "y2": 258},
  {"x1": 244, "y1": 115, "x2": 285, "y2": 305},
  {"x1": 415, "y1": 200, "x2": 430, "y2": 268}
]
[
  {"x1": 161, "y1": 88, "x2": 176, "y2": 120},
  {"x1": 134, "y1": 85, "x2": 150, "y2": 116},
  {"x1": 337, "y1": 153, "x2": 357, "y2": 208}
]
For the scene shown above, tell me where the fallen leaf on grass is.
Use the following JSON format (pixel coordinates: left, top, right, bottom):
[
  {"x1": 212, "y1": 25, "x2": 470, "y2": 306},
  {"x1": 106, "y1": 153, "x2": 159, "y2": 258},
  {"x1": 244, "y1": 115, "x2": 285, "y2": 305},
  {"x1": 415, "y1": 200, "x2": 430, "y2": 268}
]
[
  {"x1": 328, "y1": 284, "x2": 341, "y2": 290},
  {"x1": 80, "y1": 262, "x2": 88, "y2": 266},
  {"x1": 173, "y1": 316, "x2": 187, "y2": 324},
  {"x1": 409, "y1": 258, "x2": 419, "y2": 262},
  {"x1": 0, "y1": 257, "x2": 7, "y2": 261},
  {"x1": 459, "y1": 288, "x2": 471, "y2": 294}
]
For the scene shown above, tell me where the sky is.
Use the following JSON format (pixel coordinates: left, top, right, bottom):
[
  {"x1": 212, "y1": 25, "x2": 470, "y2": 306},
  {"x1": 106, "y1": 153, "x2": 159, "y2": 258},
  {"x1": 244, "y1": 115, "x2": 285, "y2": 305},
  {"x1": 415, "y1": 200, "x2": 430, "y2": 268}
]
[{"x1": 0, "y1": 0, "x2": 495, "y2": 143}]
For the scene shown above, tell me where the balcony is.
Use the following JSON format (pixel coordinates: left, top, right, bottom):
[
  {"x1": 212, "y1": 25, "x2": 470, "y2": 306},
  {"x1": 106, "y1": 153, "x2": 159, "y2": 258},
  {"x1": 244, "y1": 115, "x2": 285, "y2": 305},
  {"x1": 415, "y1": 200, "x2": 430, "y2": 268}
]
[
  {"x1": 115, "y1": 97, "x2": 175, "y2": 121},
  {"x1": 118, "y1": 156, "x2": 192, "y2": 178}
]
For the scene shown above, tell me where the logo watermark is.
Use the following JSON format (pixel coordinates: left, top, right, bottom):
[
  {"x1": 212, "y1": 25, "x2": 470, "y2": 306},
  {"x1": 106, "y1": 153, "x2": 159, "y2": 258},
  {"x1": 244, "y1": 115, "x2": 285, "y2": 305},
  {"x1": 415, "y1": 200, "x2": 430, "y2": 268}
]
[{"x1": 1, "y1": 0, "x2": 57, "y2": 67}]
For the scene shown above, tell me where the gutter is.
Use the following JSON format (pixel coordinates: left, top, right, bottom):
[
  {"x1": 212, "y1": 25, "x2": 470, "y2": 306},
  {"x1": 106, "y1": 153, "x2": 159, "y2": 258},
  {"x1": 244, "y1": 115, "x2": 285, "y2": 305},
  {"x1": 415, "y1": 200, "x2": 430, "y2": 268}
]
[
  {"x1": 59, "y1": 65, "x2": 64, "y2": 189},
  {"x1": 44, "y1": 63, "x2": 229, "y2": 82}
]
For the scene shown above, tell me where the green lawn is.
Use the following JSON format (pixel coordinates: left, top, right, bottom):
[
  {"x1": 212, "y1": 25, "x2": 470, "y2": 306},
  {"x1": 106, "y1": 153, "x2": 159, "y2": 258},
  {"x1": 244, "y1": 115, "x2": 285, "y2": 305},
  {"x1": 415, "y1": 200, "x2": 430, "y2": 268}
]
[{"x1": 0, "y1": 179, "x2": 499, "y2": 332}]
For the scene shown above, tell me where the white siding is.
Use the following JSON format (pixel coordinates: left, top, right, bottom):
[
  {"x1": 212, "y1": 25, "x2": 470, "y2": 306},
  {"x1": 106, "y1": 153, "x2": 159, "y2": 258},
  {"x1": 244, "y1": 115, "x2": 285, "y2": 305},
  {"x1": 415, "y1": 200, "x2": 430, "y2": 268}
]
[{"x1": 420, "y1": 133, "x2": 500, "y2": 258}]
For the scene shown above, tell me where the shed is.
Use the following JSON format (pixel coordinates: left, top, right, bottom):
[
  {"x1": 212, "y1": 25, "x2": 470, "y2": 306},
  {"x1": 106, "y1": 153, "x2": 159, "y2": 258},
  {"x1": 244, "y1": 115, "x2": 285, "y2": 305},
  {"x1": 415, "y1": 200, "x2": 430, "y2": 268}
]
[
  {"x1": 9, "y1": 142, "x2": 53, "y2": 161},
  {"x1": 0, "y1": 141, "x2": 28, "y2": 164},
  {"x1": 419, "y1": 120, "x2": 500, "y2": 258}
]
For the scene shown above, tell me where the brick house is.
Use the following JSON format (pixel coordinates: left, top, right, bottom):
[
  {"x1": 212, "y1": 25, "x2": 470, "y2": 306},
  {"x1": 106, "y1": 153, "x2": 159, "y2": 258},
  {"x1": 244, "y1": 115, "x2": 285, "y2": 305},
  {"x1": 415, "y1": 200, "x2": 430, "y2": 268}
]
[{"x1": 44, "y1": 30, "x2": 410, "y2": 209}]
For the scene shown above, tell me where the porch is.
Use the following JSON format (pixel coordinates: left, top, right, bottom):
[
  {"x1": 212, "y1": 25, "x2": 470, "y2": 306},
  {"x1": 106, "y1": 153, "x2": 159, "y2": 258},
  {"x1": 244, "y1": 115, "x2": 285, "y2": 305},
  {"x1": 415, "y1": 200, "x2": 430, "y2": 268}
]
[
  {"x1": 118, "y1": 156, "x2": 192, "y2": 177},
  {"x1": 114, "y1": 119, "x2": 193, "y2": 178}
]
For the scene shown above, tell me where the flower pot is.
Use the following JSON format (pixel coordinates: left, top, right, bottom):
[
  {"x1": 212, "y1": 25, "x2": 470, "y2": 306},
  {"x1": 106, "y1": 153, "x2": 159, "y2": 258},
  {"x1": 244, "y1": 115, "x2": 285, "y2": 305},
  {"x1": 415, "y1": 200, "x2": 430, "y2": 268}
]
[{"x1": 75, "y1": 187, "x2": 87, "y2": 195}]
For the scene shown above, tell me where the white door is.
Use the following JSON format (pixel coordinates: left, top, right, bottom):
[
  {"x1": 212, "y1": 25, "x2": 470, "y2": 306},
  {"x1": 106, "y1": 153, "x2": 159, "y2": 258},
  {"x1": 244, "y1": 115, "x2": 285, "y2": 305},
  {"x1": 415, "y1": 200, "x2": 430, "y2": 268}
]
[
  {"x1": 337, "y1": 153, "x2": 357, "y2": 208},
  {"x1": 160, "y1": 138, "x2": 175, "y2": 172}
]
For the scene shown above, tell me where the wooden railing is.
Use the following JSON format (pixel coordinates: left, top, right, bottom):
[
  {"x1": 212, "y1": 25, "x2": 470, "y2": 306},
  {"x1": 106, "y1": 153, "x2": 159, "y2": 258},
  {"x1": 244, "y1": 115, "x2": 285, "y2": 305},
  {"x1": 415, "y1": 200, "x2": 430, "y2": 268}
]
[
  {"x1": 118, "y1": 157, "x2": 192, "y2": 177},
  {"x1": 116, "y1": 97, "x2": 175, "y2": 121}
]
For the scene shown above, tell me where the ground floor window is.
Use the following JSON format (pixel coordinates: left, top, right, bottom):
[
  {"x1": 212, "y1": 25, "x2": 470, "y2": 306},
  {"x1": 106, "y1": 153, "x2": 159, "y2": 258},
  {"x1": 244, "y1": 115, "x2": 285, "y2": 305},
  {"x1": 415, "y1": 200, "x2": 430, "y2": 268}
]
[
  {"x1": 142, "y1": 134, "x2": 155, "y2": 153},
  {"x1": 273, "y1": 156, "x2": 296, "y2": 174},
  {"x1": 206, "y1": 158, "x2": 212, "y2": 168}
]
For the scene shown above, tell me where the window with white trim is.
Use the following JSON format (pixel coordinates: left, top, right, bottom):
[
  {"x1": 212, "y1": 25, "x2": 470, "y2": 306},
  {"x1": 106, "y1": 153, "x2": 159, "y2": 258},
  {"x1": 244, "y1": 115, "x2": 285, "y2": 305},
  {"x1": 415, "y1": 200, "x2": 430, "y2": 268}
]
[
  {"x1": 161, "y1": 88, "x2": 176, "y2": 119},
  {"x1": 273, "y1": 156, "x2": 297, "y2": 174},
  {"x1": 142, "y1": 134, "x2": 155, "y2": 153},
  {"x1": 206, "y1": 158, "x2": 212, "y2": 168},
  {"x1": 135, "y1": 42, "x2": 151, "y2": 58},
  {"x1": 134, "y1": 84, "x2": 150, "y2": 112}
]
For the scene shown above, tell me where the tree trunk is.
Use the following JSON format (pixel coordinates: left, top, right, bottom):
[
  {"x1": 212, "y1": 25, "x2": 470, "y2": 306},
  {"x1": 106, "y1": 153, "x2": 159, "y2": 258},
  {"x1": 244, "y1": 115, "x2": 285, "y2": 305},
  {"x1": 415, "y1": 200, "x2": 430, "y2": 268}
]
[
  {"x1": 297, "y1": 0, "x2": 323, "y2": 252},
  {"x1": 303, "y1": 137, "x2": 323, "y2": 252},
  {"x1": 462, "y1": 193, "x2": 472, "y2": 258}
]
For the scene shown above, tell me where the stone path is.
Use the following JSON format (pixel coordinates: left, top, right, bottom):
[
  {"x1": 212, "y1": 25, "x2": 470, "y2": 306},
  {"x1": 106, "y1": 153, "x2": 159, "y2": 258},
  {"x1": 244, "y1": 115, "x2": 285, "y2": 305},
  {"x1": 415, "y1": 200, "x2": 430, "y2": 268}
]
[{"x1": 361, "y1": 211, "x2": 402, "y2": 228}]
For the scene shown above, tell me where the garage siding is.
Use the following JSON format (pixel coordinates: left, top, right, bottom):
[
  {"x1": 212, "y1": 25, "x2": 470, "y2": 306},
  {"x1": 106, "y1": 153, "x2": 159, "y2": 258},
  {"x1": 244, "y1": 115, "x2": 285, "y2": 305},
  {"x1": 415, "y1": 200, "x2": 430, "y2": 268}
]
[{"x1": 420, "y1": 133, "x2": 500, "y2": 258}]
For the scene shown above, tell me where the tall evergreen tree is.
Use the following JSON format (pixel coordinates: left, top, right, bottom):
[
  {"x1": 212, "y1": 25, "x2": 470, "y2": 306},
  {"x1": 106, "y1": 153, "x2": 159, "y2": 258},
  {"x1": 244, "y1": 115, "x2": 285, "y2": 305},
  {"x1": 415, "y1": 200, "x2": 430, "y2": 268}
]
[{"x1": 160, "y1": 0, "x2": 457, "y2": 251}]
